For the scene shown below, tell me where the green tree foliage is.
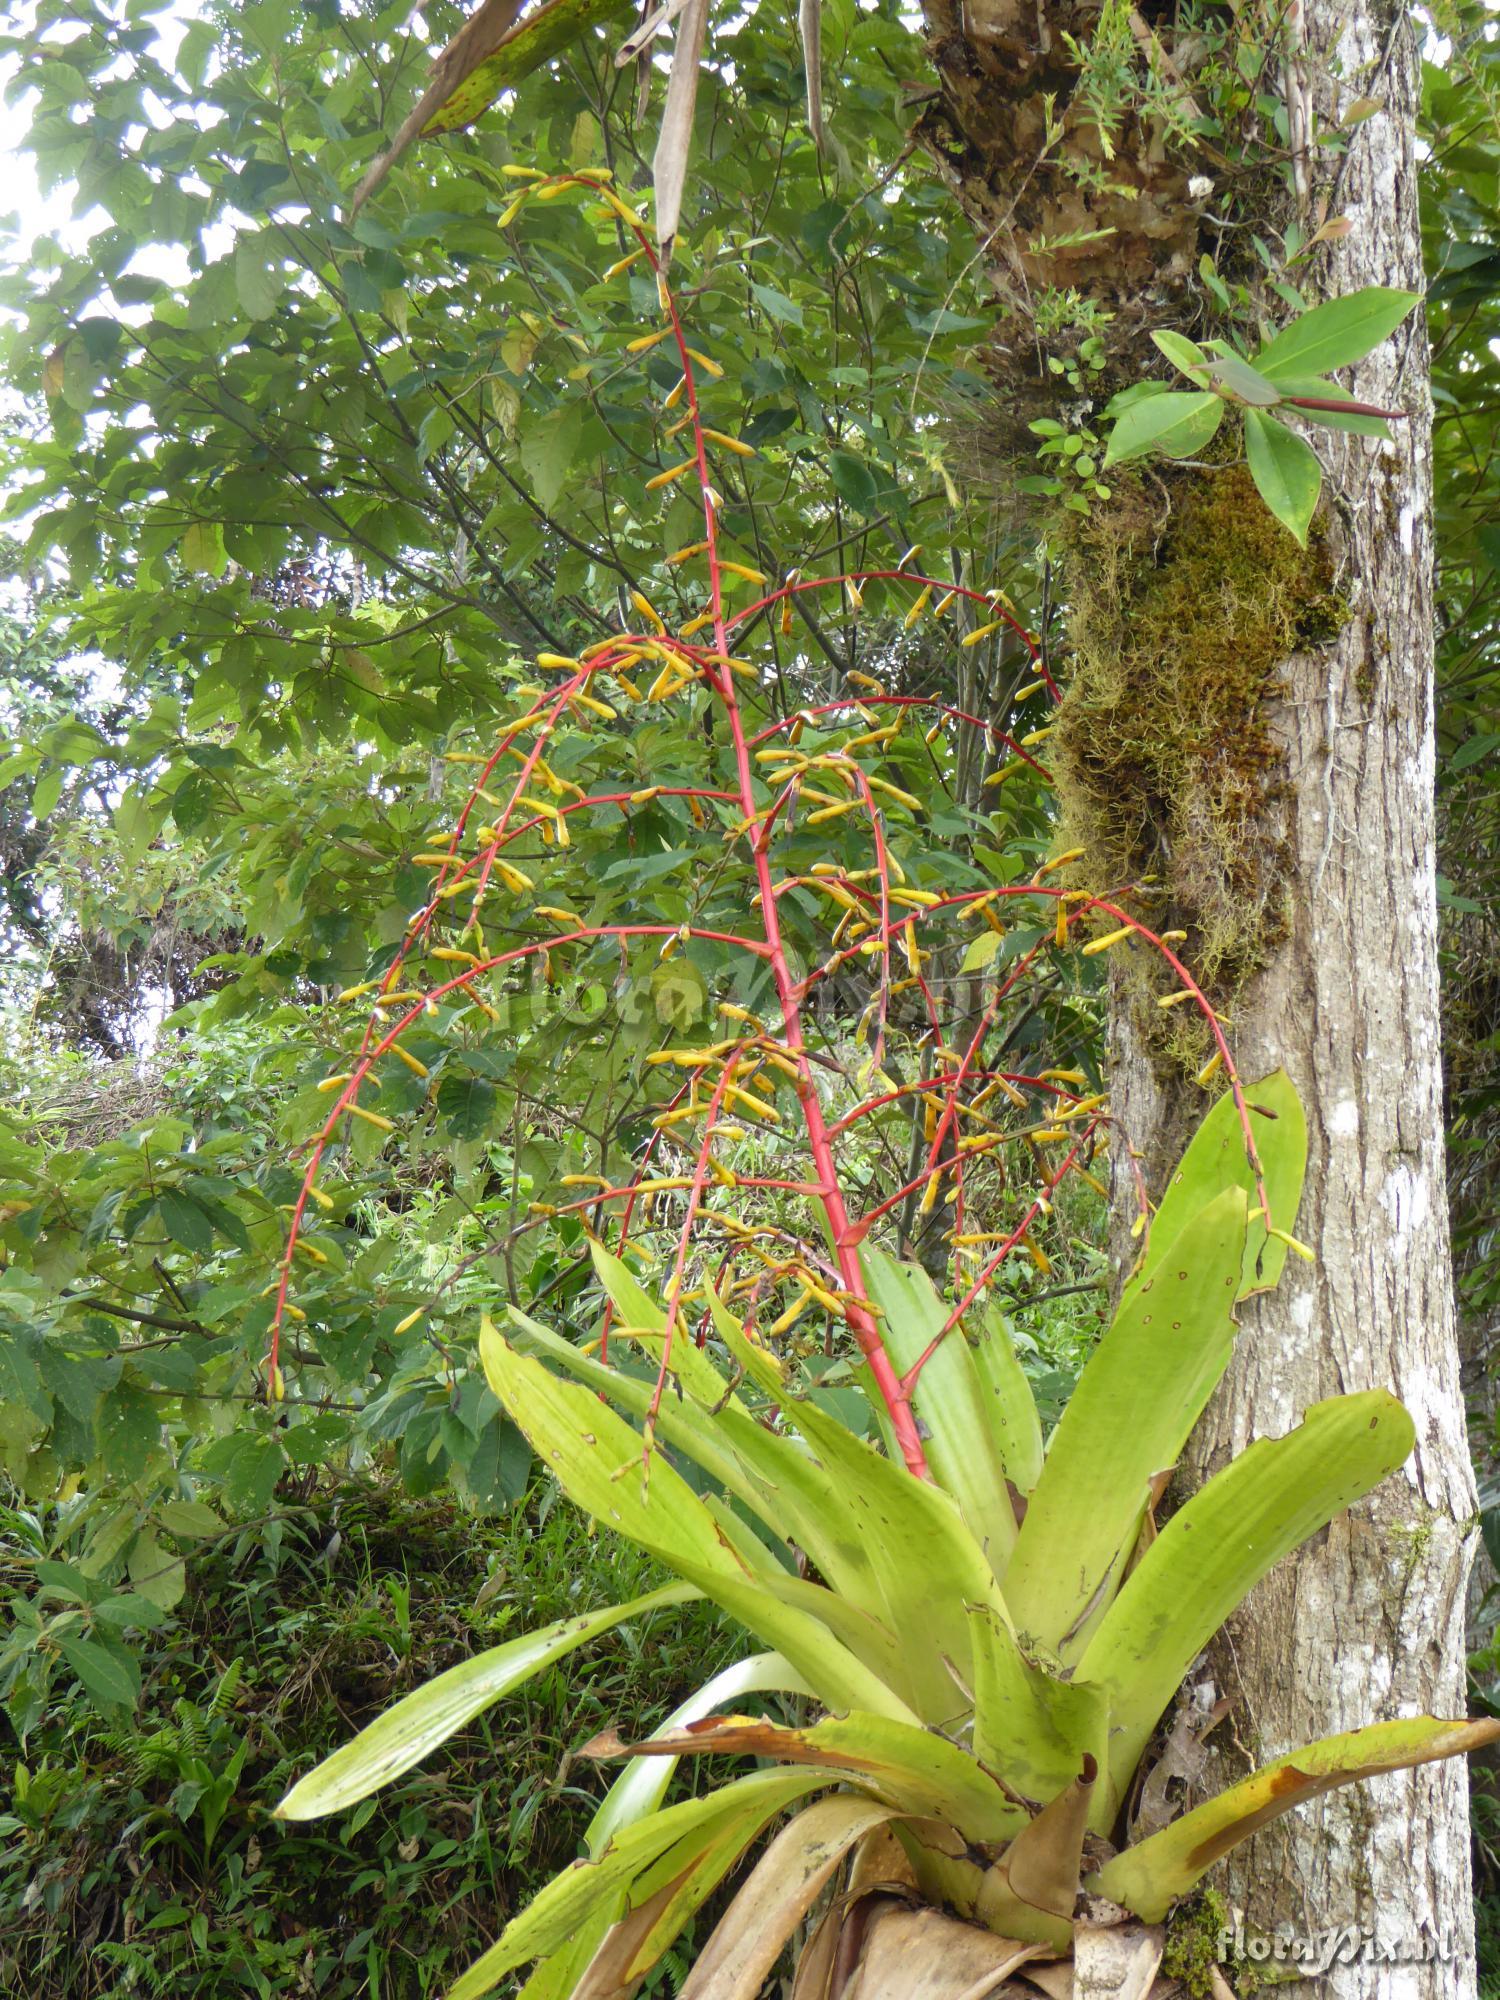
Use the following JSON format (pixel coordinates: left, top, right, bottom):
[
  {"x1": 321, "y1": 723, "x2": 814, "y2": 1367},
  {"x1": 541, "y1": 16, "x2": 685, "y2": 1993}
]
[
  {"x1": 1423, "y1": 3, "x2": 1500, "y2": 1338},
  {"x1": 0, "y1": 0, "x2": 1087, "y2": 1727}
]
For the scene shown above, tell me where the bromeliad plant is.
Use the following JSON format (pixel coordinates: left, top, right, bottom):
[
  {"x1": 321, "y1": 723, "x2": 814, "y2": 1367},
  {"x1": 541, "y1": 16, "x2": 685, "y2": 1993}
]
[
  {"x1": 269, "y1": 176, "x2": 1497, "y2": 2000},
  {"x1": 276, "y1": 1080, "x2": 1498, "y2": 2000}
]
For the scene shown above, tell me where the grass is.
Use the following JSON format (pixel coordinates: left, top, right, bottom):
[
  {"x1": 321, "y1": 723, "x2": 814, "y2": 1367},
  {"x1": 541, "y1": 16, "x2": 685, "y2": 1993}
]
[{"x1": 1, "y1": 1477, "x2": 736, "y2": 1999}]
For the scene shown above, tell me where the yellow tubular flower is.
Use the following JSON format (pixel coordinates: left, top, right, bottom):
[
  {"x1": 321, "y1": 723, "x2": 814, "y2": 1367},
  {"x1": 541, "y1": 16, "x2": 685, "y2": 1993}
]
[
  {"x1": 630, "y1": 590, "x2": 667, "y2": 633},
  {"x1": 768, "y1": 1287, "x2": 813, "y2": 1335},
  {"x1": 1081, "y1": 925, "x2": 1135, "y2": 956},
  {"x1": 645, "y1": 461, "x2": 695, "y2": 491}
]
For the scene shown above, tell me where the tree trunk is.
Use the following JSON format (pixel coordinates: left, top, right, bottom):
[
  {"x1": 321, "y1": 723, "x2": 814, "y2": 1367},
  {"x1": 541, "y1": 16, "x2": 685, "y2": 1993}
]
[{"x1": 915, "y1": 0, "x2": 1479, "y2": 1992}]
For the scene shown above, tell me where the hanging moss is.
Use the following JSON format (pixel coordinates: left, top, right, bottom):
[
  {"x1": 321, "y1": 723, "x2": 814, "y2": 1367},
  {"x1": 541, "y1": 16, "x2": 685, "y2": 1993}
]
[{"x1": 1049, "y1": 459, "x2": 1346, "y2": 1057}]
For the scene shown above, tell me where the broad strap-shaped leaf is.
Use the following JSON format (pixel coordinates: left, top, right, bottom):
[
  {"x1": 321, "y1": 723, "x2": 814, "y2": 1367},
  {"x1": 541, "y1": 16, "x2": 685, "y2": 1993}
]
[
  {"x1": 585, "y1": 1708, "x2": 1023, "y2": 1843},
  {"x1": 517, "y1": 1652, "x2": 815, "y2": 2000},
  {"x1": 968, "y1": 1602, "x2": 1108, "y2": 1807},
  {"x1": 607, "y1": 1711, "x2": 1022, "y2": 1843},
  {"x1": 570, "y1": 1806, "x2": 791, "y2": 2000},
  {"x1": 679, "y1": 1794, "x2": 897, "y2": 2000},
  {"x1": 446, "y1": 1765, "x2": 833, "y2": 1998},
  {"x1": 514, "y1": 1909, "x2": 615, "y2": 2000},
  {"x1": 1003, "y1": 1187, "x2": 1249, "y2": 1659},
  {"x1": 587, "y1": 1651, "x2": 813, "y2": 1854},
  {"x1": 582, "y1": 1254, "x2": 907, "y2": 1628},
  {"x1": 972, "y1": 1302, "x2": 1044, "y2": 1496},
  {"x1": 274, "y1": 1579, "x2": 699, "y2": 1819},
  {"x1": 479, "y1": 1320, "x2": 918, "y2": 1720},
  {"x1": 564, "y1": 1271, "x2": 952, "y2": 1716},
  {"x1": 1244, "y1": 407, "x2": 1322, "y2": 547},
  {"x1": 1088, "y1": 1716, "x2": 1500, "y2": 1922},
  {"x1": 749, "y1": 1565, "x2": 926, "y2": 1702},
  {"x1": 1077, "y1": 1391, "x2": 1416, "y2": 1827},
  {"x1": 1252, "y1": 287, "x2": 1419, "y2": 384},
  {"x1": 708, "y1": 1302, "x2": 1016, "y2": 1704},
  {"x1": 508, "y1": 1300, "x2": 797, "y2": 1562},
  {"x1": 860, "y1": 1246, "x2": 1018, "y2": 1572},
  {"x1": 975, "y1": 1755, "x2": 1098, "y2": 1952},
  {"x1": 1136, "y1": 1069, "x2": 1306, "y2": 1302}
]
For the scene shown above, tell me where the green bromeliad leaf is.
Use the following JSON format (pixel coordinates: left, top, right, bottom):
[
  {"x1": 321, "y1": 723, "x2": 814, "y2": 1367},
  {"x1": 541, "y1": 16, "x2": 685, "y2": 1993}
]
[
  {"x1": 1137, "y1": 1069, "x2": 1307, "y2": 1301},
  {"x1": 1077, "y1": 1390, "x2": 1416, "y2": 1826},
  {"x1": 583, "y1": 1708, "x2": 1025, "y2": 1844},
  {"x1": 1089, "y1": 1716, "x2": 1500, "y2": 1922},
  {"x1": 1002, "y1": 1187, "x2": 1250, "y2": 1659},
  {"x1": 971, "y1": 1303, "x2": 1045, "y2": 1497},
  {"x1": 513, "y1": 1650, "x2": 815, "y2": 2000},
  {"x1": 702, "y1": 1299, "x2": 1018, "y2": 1707},
  {"x1": 477, "y1": 1319, "x2": 919, "y2": 1720},
  {"x1": 968, "y1": 1601, "x2": 1108, "y2": 1807},
  {"x1": 447, "y1": 1765, "x2": 834, "y2": 1999},
  {"x1": 274, "y1": 1580, "x2": 701, "y2": 1819},
  {"x1": 544, "y1": 1267, "x2": 955, "y2": 1718},
  {"x1": 859, "y1": 1246, "x2": 1019, "y2": 1572}
]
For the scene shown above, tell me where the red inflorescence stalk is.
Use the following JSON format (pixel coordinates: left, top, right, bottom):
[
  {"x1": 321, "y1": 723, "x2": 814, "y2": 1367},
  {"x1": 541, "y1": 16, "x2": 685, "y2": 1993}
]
[{"x1": 265, "y1": 172, "x2": 1268, "y2": 1480}]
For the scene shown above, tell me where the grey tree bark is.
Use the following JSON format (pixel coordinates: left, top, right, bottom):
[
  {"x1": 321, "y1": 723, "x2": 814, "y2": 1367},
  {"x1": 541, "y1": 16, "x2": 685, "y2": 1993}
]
[
  {"x1": 912, "y1": 0, "x2": 1479, "y2": 1988},
  {"x1": 1109, "y1": 11, "x2": 1479, "y2": 1995}
]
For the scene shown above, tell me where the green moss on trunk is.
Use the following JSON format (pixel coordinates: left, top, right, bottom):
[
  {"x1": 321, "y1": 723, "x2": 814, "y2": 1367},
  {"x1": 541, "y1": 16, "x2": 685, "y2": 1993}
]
[{"x1": 1050, "y1": 461, "x2": 1345, "y2": 1058}]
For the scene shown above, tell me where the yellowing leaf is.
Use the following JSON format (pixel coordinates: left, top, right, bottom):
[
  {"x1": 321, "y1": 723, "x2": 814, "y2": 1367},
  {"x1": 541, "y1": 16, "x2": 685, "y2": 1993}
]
[{"x1": 1090, "y1": 1717, "x2": 1500, "y2": 1921}]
